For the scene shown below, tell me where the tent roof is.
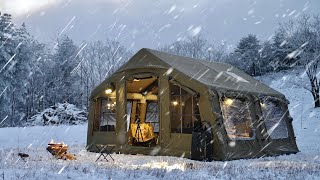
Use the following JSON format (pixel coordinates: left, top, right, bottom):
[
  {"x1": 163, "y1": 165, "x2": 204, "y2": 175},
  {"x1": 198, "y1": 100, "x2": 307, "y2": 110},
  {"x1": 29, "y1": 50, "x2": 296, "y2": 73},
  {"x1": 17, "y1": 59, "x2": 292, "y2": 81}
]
[{"x1": 92, "y1": 48, "x2": 283, "y2": 98}]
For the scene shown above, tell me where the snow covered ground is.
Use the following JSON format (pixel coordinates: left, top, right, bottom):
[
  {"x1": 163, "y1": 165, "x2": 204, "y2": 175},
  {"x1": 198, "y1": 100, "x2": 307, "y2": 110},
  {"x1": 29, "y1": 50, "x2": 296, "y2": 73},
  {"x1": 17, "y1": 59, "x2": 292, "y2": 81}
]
[{"x1": 0, "y1": 68, "x2": 320, "y2": 179}]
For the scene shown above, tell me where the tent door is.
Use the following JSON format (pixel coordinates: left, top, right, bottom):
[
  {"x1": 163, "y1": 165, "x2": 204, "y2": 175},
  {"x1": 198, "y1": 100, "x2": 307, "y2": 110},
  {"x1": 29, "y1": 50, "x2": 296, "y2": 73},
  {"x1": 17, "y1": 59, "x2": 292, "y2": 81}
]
[
  {"x1": 191, "y1": 121, "x2": 213, "y2": 161},
  {"x1": 126, "y1": 76, "x2": 160, "y2": 147}
]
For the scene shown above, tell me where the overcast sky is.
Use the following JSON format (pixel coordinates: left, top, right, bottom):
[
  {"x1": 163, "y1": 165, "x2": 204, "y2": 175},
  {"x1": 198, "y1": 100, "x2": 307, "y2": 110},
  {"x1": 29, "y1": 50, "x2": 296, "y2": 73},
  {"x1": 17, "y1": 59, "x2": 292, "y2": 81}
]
[{"x1": 1, "y1": 0, "x2": 320, "y2": 50}]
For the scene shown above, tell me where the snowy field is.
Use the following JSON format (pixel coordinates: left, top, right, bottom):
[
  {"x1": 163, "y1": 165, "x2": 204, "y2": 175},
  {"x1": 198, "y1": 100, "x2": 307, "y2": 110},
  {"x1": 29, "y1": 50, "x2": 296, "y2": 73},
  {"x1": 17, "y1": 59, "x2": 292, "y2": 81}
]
[{"x1": 1, "y1": 69, "x2": 320, "y2": 180}]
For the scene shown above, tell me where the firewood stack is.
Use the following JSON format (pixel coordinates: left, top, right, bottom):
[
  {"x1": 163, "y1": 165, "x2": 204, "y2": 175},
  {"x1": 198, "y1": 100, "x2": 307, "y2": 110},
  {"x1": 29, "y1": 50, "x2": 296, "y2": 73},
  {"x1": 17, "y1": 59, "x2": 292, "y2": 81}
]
[{"x1": 47, "y1": 140, "x2": 76, "y2": 160}]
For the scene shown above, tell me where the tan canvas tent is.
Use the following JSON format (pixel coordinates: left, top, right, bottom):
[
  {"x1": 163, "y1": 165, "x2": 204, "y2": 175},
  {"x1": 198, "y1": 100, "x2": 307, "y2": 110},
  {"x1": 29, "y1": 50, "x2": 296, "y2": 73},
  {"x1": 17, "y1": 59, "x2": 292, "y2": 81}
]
[{"x1": 87, "y1": 48, "x2": 299, "y2": 161}]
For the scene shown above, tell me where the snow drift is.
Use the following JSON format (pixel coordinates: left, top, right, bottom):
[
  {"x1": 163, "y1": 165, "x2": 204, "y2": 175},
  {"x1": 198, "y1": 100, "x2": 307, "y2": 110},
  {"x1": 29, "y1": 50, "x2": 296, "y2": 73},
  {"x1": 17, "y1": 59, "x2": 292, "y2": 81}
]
[{"x1": 25, "y1": 103, "x2": 87, "y2": 126}]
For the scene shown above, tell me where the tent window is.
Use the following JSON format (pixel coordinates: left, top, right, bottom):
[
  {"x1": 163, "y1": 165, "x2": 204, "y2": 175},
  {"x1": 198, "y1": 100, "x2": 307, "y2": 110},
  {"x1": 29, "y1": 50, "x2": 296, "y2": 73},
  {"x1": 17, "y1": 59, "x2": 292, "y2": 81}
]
[
  {"x1": 261, "y1": 98, "x2": 288, "y2": 139},
  {"x1": 170, "y1": 82, "x2": 200, "y2": 134},
  {"x1": 145, "y1": 101, "x2": 159, "y2": 132},
  {"x1": 99, "y1": 96, "x2": 116, "y2": 132},
  {"x1": 221, "y1": 98, "x2": 254, "y2": 139}
]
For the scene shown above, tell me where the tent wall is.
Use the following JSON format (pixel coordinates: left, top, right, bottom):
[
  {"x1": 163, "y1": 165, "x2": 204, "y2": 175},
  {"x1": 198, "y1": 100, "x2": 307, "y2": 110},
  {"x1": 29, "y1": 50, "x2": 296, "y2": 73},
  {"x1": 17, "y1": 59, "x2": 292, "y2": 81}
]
[
  {"x1": 211, "y1": 92, "x2": 262, "y2": 159},
  {"x1": 158, "y1": 71, "x2": 171, "y2": 149},
  {"x1": 115, "y1": 77, "x2": 127, "y2": 145},
  {"x1": 211, "y1": 91, "x2": 298, "y2": 160},
  {"x1": 258, "y1": 102, "x2": 299, "y2": 155}
]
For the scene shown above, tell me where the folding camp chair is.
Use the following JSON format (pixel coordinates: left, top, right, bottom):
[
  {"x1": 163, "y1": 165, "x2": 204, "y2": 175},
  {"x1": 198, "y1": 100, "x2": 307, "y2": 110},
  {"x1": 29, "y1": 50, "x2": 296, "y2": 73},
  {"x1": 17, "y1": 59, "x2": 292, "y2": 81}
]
[{"x1": 95, "y1": 144, "x2": 116, "y2": 162}]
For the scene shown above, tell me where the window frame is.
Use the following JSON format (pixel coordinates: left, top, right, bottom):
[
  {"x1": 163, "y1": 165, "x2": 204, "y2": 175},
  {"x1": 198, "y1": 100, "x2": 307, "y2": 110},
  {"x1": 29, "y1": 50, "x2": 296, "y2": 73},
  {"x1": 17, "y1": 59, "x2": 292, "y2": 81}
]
[
  {"x1": 259, "y1": 96, "x2": 289, "y2": 140},
  {"x1": 169, "y1": 80, "x2": 200, "y2": 134},
  {"x1": 145, "y1": 101, "x2": 160, "y2": 133},
  {"x1": 219, "y1": 95, "x2": 256, "y2": 141},
  {"x1": 98, "y1": 96, "x2": 117, "y2": 132}
]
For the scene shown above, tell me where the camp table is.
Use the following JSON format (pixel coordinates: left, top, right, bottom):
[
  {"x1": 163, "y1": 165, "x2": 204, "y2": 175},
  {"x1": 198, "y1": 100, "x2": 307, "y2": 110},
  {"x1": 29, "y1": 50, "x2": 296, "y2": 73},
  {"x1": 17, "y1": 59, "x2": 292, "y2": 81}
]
[{"x1": 95, "y1": 144, "x2": 116, "y2": 162}]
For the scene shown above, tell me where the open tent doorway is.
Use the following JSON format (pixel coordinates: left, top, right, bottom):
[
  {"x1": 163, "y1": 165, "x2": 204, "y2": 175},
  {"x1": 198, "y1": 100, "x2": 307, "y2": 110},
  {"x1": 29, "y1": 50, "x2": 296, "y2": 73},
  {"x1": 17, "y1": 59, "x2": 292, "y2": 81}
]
[{"x1": 126, "y1": 75, "x2": 159, "y2": 147}]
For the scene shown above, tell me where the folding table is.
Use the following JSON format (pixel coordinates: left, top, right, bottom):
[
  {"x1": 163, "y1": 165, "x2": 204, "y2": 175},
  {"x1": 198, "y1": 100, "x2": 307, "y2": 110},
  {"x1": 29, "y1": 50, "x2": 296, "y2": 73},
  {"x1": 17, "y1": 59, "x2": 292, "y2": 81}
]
[{"x1": 95, "y1": 144, "x2": 116, "y2": 162}]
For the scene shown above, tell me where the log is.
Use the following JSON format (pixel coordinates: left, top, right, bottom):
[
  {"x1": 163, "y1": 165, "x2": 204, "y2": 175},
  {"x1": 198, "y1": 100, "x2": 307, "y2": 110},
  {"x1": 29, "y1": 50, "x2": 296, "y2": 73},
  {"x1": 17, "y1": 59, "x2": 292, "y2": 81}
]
[{"x1": 47, "y1": 142, "x2": 76, "y2": 160}]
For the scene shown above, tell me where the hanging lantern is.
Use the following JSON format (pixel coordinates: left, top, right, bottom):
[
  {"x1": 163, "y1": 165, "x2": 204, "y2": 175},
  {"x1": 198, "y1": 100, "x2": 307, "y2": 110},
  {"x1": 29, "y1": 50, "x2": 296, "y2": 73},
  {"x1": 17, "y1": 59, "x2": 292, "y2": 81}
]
[{"x1": 224, "y1": 98, "x2": 234, "y2": 106}]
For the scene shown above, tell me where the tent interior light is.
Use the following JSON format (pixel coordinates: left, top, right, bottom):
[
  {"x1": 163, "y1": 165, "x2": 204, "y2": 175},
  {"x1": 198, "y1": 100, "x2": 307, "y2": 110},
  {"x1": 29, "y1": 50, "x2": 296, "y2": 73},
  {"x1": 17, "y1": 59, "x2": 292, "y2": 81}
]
[
  {"x1": 224, "y1": 98, "x2": 234, "y2": 106},
  {"x1": 172, "y1": 101, "x2": 179, "y2": 106},
  {"x1": 105, "y1": 88, "x2": 113, "y2": 94}
]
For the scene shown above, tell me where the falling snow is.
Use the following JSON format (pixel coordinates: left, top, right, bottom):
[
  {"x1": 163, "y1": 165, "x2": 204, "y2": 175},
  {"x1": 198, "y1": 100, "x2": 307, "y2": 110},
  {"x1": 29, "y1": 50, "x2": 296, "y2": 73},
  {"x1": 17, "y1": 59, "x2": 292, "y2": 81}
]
[
  {"x1": 1, "y1": 1, "x2": 320, "y2": 179},
  {"x1": 189, "y1": 26, "x2": 202, "y2": 37},
  {"x1": 0, "y1": 69, "x2": 319, "y2": 179}
]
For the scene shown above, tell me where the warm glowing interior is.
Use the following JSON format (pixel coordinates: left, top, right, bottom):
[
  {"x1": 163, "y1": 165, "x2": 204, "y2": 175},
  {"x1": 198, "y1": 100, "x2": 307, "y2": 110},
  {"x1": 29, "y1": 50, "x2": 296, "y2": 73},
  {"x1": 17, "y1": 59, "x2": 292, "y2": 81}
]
[{"x1": 126, "y1": 76, "x2": 159, "y2": 147}]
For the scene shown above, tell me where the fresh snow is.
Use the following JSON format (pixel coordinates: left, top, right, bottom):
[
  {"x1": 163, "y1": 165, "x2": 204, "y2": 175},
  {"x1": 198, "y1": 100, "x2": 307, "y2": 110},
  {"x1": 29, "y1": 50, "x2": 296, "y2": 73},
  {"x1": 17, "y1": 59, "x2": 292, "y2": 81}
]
[
  {"x1": 0, "y1": 68, "x2": 320, "y2": 179},
  {"x1": 25, "y1": 103, "x2": 87, "y2": 126},
  {"x1": 0, "y1": 124, "x2": 87, "y2": 150}
]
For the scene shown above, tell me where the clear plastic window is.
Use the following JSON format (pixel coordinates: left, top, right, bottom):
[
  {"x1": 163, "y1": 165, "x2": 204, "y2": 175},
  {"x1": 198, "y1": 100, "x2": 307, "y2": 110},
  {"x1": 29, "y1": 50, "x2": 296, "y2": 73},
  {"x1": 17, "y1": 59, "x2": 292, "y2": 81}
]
[
  {"x1": 261, "y1": 98, "x2": 289, "y2": 139},
  {"x1": 100, "y1": 97, "x2": 116, "y2": 131},
  {"x1": 145, "y1": 101, "x2": 159, "y2": 132},
  {"x1": 221, "y1": 98, "x2": 254, "y2": 139}
]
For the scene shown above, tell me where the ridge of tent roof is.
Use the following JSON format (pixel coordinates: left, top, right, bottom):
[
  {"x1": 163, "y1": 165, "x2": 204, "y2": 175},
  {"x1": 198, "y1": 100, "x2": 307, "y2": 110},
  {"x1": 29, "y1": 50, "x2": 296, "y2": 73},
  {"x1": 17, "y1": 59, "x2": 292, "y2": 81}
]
[
  {"x1": 143, "y1": 48, "x2": 283, "y2": 97},
  {"x1": 108, "y1": 48, "x2": 283, "y2": 97}
]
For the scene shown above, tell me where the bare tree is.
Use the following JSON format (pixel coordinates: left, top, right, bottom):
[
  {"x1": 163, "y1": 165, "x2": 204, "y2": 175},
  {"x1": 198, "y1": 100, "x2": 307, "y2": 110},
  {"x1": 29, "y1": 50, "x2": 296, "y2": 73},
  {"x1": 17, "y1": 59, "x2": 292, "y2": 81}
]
[
  {"x1": 160, "y1": 35, "x2": 228, "y2": 62},
  {"x1": 305, "y1": 57, "x2": 320, "y2": 107},
  {"x1": 79, "y1": 40, "x2": 130, "y2": 108},
  {"x1": 205, "y1": 43, "x2": 227, "y2": 62},
  {"x1": 296, "y1": 14, "x2": 320, "y2": 107}
]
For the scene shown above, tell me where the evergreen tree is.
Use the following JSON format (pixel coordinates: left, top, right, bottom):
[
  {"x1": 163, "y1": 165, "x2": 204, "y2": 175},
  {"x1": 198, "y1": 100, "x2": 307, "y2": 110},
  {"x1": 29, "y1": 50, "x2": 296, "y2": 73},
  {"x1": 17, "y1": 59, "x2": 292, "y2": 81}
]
[
  {"x1": 24, "y1": 37, "x2": 46, "y2": 119},
  {"x1": 272, "y1": 27, "x2": 297, "y2": 70},
  {"x1": 259, "y1": 41, "x2": 274, "y2": 74},
  {"x1": 0, "y1": 13, "x2": 38, "y2": 126},
  {"x1": 47, "y1": 36, "x2": 80, "y2": 106},
  {"x1": 0, "y1": 12, "x2": 18, "y2": 126},
  {"x1": 234, "y1": 34, "x2": 261, "y2": 75},
  {"x1": 9, "y1": 22, "x2": 34, "y2": 125},
  {"x1": 0, "y1": 12, "x2": 132, "y2": 127}
]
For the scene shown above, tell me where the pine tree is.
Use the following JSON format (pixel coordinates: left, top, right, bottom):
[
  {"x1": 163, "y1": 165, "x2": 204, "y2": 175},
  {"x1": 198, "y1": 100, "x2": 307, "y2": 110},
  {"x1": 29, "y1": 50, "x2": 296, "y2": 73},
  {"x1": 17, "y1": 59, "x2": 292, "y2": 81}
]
[
  {"x1": 0, "y1": 12, "x2": 17, "y2": 126},
  {"x1": 234, "y1": 34, "x2": 261, "y2": 75},
  {"x1": 259, "y1": 41, "x2": 274, "y2": 74},
  {"x1": 272, "y1": 29, "x2": 297, "y2": 70},
  {"x1": 47, "y1": 36, "x2": 80, "y2": 106},
  {"x1": 1, "y1": 13, "x2": 48, "y2": 126},
  {"x1": 2, "y1": 16, "x2": 39, "y2": 126}
]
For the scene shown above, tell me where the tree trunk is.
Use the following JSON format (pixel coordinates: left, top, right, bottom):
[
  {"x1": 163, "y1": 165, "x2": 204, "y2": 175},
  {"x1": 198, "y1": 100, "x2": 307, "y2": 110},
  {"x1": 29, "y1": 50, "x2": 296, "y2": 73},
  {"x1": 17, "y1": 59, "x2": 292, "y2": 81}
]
[
  {"x1": 11, "y1": 89, "x2": 15, "y2": 127},
  {"x1": 313, "y1": 91, "x2": 320, "y2": 107},
  {"x1": 86, "y1": 75, "x2": 89, "y2": 109}
]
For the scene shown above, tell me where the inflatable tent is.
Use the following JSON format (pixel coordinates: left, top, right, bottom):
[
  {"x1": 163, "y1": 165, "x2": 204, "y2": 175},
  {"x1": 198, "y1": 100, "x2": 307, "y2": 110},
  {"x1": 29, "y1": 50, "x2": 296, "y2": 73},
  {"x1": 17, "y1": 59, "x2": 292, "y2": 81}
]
[{"x1": 87, "y1": 48, "x2": 299, "y2": 161}]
